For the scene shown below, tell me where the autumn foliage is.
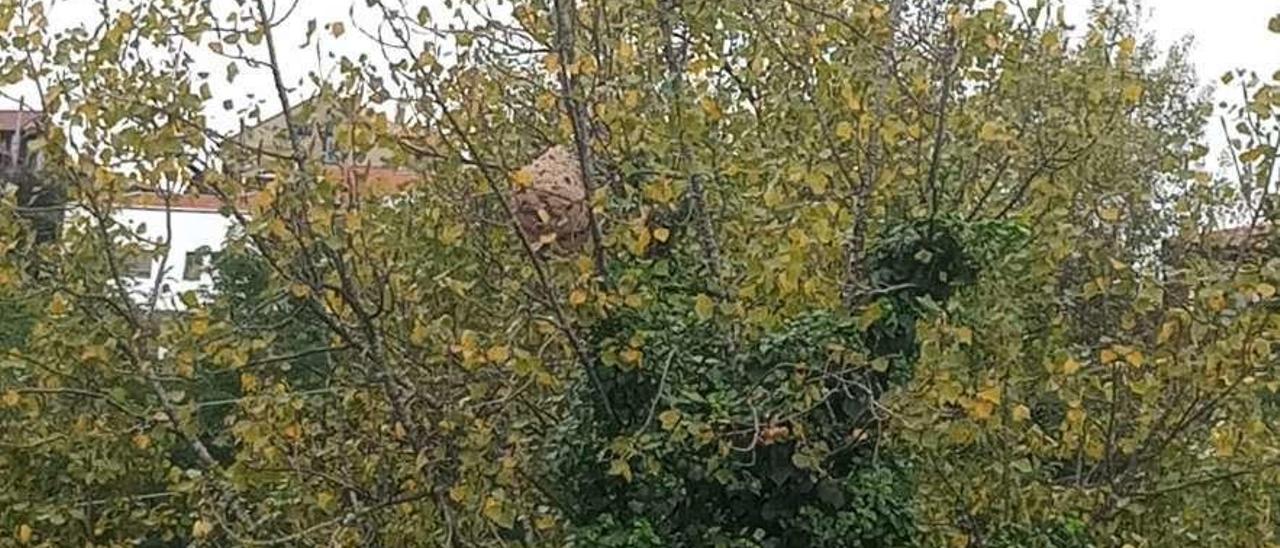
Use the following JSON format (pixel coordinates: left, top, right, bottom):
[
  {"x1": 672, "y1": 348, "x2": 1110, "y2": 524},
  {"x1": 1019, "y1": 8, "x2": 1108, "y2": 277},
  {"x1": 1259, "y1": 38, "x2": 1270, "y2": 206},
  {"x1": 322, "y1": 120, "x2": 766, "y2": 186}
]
[{"x1": 3, "y1": 0, "x2": 1280, "y2": 546}]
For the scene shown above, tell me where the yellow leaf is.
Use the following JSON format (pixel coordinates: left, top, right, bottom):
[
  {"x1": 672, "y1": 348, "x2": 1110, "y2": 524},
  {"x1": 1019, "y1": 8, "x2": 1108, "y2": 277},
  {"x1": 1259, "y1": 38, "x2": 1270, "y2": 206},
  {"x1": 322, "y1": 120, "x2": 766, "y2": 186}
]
[
  {"x1": 806, "y1": 171, "x2": 829, "y2": 195},
  {"x1": 644, "y1": 179, "x2": 676, "y2": 204},
  {"x1": 978, "y1": 120, "x2": 1003, "y2": 142},
  {"x1": 1012, "y1": 404, "x2": 1031, "y2": 422},
  {"x1": 249, "y1": 190, "x2": 274, "y2": 211},
  {"x1": 608, "y1": 458, "x2": 633, "y2": 482},
  {"x1": 1066, "y1": 407, "x2": 1085, "y2": 426},
  {"x1": 1158, "y1": 320, "x2": 1177, "y2": 344},
  {"x1": 317, "y1": 491, "x2": 336, "y2": 511},
  {"x1": 16, "y1": 524, "x2": 32, "y2": 544},
  {"x1": 1099, "y1": 207, "x2": 1120, "y2": 222},
  {"x1": 955, "y1": 326, "x2": 973, "y2": 346},
  {"x1": 132, "y1": 433, "x2": 152, "y2": 450},
  {"x1": 1124, "y1": 351, "x2": 1145, "y2": 368},
  {"x1": 658, "y1": 409, "x2": 681, "y2": 431},
  {"x1": 1212, "y1": 427, "x2": 1235, "y2": 457},
  {"x1": 283, "y1": 423, "x2": 302, "y2": 441},
  {"x1": 1122, "y1": 83, "x2": 1143, "y2": 104},
  {"x1": 700, "y1": 98, "x2": 722, "y2": 121},
  {"x1": 1118, "y1": 36, "x2": 1136, "y2": 58},
  {"x1": 543, "y1": 53, "x2": 561, "y2": 73},
  {"x1": 763, "y1": 187, "x2": 783, "y2": 208},
  {"x1": 812, "y1": 217, "x2": 834, "y2": 243},
  {"x1": 268, "y1": 218, "x2": 289, "y2": 238},
  {"x1": 835, "y1": 121, "x2": 854, "y2": 140},
  {"x1": 459, "y1": 331, "x2": 479, "y2": 352},
  {"x1": 569, "y1": 289, "x2": 588, "y2": 306},
  {"x1": 858, "y1": 301, "x2": 885, "y2": 331},
  {"x1": 575, "y1": 256, "x2": 594, "y2": 275},
  {"x1": 654, "y1": 227, "x2": 671, "y2": 243},
  {"x1": 621, "y1": 348, "x2": 643, "y2": 364},
  {"x1": 486, "y1": 345, "x2": 512, "y2": 363},
  {"x1": 842, "y1": 86, "x2": 862, "y2": 111},
  {"x1": 437, "y1": 223, "x2": 465, "y2": 247},
  {"x1": 1085, "y1": 439, "x2": 1105, "y2": 460},
  {"x1": 971, "y1": 400, "x2": 994, "y2": 420},
  {"x1": 618, "y1": 41, "x2": 636, "y2": 62},
  {"x1": 241, "y1": 373, "x2": 259, "y2": 393},
  {"x1": 345, "y1": 212, "x2": 367, "y2": 234},
  {"x1": 410, "y1": 321, "x2": 429, "y2": 345},
  {"x1": 49, "y1": 294, "x2": 68, "y2": 316},
  {"x1": 482, "y1": 495, "x2": 514, "y2": 528},
  {"x1": 190, "y1": 316, "x2": 209, "y2": 336},
  {"x1": 191, "y1": 519, "x2": 213, "y2": 539},
  {"x1": 1100, "y1": 349, "x2": 1119, "y2": 364},
  {"x1": 1062, "y1": 357, "x2": 1081, "y2": 375},
  {"x1": 787, "y1": 228, "x2": 810, "y2": 248},
  {"x1": 977, "y1": 385, "x2": 1002, "y2": 405},
  {"x1": 289, "y1": 282, "x2": 310, "y2": 298},
  {"x1": 1041, "y1": 30, "x2": 1061, "y2": 51},
  {"x1": 2, "y1": 390, "x2": 20, "y2": 407},
  {"x1": 629, "y1": 226, "x2": 651, "y2": 256},
  {"x1": 623, "y1": 90, "x2": 640, "y2": 109},
  {"x1": 694, "y1": 294, "x2": 715, "y2": 320},
  {"x1": 511, "y1": 169, "x2": 534, "y2": 189},
  {"x1": 536, "y1": 92, "x2": 558, "y2": 111},
  {"x1": 80, "y1": 345, "x2": 106, "y2": 363}
]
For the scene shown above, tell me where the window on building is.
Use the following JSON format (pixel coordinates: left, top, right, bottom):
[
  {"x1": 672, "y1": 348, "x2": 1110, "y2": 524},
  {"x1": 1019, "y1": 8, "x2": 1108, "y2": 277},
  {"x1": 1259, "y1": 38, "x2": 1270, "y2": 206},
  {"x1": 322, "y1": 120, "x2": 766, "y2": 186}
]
[
  {"x1": 125, "y1": 255, "x2": 152, "y2": 279},
  {"x1": 183, "y1": 247, "x2": 212, "y2": 281},
  {"x1": 321, "y1": 124, "x2": 339, "y2": 164}
]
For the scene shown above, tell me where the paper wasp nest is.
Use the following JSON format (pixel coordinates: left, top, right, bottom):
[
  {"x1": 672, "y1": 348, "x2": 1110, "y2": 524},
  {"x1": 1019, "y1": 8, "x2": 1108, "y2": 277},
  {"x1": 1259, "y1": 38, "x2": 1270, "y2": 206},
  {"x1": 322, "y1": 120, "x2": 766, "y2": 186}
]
[{"x1": 512, "y1": 146, "x2": 591, "y2": 253}]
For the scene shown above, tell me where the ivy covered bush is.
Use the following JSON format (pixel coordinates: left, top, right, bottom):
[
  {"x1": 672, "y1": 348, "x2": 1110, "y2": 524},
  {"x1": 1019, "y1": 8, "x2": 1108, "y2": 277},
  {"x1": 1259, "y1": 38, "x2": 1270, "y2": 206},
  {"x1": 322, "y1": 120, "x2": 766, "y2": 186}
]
[{"x1": 550, "y1": 218, "x2": 1006, "y2": 546}]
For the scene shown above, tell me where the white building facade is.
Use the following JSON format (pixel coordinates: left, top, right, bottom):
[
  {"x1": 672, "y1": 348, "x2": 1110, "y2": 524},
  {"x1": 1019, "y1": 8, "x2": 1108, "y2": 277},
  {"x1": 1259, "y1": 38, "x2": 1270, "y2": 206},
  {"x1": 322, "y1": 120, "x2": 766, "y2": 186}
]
[{"x1": 112, "y1": 202, "x2": 236, "y2": 310}]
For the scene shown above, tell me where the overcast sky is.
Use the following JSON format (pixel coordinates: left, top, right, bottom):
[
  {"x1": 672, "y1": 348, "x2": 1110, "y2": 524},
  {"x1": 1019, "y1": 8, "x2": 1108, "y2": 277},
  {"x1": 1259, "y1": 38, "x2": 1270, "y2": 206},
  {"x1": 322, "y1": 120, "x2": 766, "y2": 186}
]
[
  {"x1": 1093, "y1": 0, "x2": 1278, "y2": 97},
  {"x1": 2, "y1": 1, "x2": 1277, "y2": 153}
]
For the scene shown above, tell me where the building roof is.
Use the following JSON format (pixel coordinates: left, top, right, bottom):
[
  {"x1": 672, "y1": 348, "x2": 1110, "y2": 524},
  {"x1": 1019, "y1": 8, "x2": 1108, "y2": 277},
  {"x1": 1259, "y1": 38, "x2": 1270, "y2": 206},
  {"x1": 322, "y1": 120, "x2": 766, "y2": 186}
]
[
  {"x1": 1203, "y1": 223, "x2": 1271, "y2": 249},
  {"x1": 0, "y1": 110, "x2": 43, "y2": 133},
  {"x1": 119, "y1": 192, "x2": 238, "y2": 213},
  {"x1": 118, "y1": 165, "x2": 422, "y2": 213}
]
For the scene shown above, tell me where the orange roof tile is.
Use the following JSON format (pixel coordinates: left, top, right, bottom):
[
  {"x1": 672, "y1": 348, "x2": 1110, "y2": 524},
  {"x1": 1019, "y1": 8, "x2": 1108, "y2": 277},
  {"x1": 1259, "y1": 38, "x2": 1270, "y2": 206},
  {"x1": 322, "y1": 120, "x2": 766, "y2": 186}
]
[
  {"x1": 0, "y1": 110, "x2": 42, "y2": 132},
  {"x1": 118, "y1": 166, "x2": 422, "y2": 213}
]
